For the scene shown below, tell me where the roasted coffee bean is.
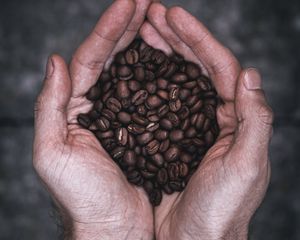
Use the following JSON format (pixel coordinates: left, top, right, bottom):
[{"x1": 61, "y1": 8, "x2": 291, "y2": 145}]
[
  {"x1": 146, "y1": 82, "x2": 157, "y2": 94},
  {"x1": 163, "y1": 184, "x2": 174, "y2": 194},
  {"x1": 197, "y1": 76, "x2": 212, "y2": 91},
  {"x1": 115, "y1": 51, "x2": 126, "y2": 65},
  {"x1": 154, "y1": 130, "x2": 168, "y2": 141},
  {"x1": 190, "y1": 100, "x2": 203, "y2": 114},
  {"x1": 192, "y1": 86, "x2": 201, "y2": 95},
  {"x1": 180, "y1": 119, "x2": 190, "y2": 131},
  {"x1": 169, "y1": 87, "x2": 180, "y2": 101},
  {"x1": 157, "y1": 90, "x2": 169, "y2": 101},
  {"x1": 117, "y1": 65, "x2": 133, "y2": 80},
  {"x1": 137, "y1": 132, "x2": 154, "y2": 145},
  {"x1": 94, "y1": 100, "x2": 104, "y2": 112},
  {"x1": 164, "y1": 146, "x2": 180, "y2": 162},
  {"x1": 132, "y1": 113, "x2": 149, "y2": 126},
  {"x1": 117, "y1": 81, "x2": 130, "y2": 98},
  {"x1": 156, "y1": 60, "x2": 169, "y2": 77},
  {"x1": 132, "y1": 90, "x2": 148, "y2": 105},
  {"x1": 169, "y1": 130, "x2": 184, "y2": 142},
  {"x1": 157, "y1": 104, "x2": 169, "y2": 117},
  {"x1": 127, "y1": 170, "x2": 141, "y2": 184},
  {"x1": 111, "y1": 146, "x2": 126, "y2": 159},
  {"x1": 125, "y1": 49, "x2": 139, "y2": 65},
  {"x1": 137, "y1": 104, "x2": 147, "y2": 116},
  {"x1": 89, "y1": 110, "x2": 101, "y2": 120},
  {"x1": 141, "y1": 170, "x2": 156, "y2": 179},
  {"x1": 134, "y1": 66, "x2": 145, "y2": 81},
  {"x1": 116, "y1": 128, "x2": 128, "y2": 146},
  {"x1": 160, "y1": 118, "x2": 173, "y2": 130},
  {"x1": 191, "y1": 113, "x2": 199, "y2": 125},
  {"x1": 205, "y1": 130, "x2": 215, "y2": 146},
  {"x1": 128, "y1": 80, "x2": 141, "y2": 92},
  {"x1": 178, "y1": 106, "x2": 190, "y2": 119},
  {"x1": 164, "y1": 62, "x2": 178, "y2": 78},
  {"x1": 185, "y1": 127, "x2": 197, "y2": 138},
  {"x1": 123, "y1": 150, "x2": 137, "y2": 166},
  {"x1": 157, "y1": 78, "x2": 169, "y2": 89},
  {"x1": 186, "y1": 62, "x2": 201, "y2": 79},
  {"x1": 171, "y1": 73, "x2": 188, "y2": 83},
  {"x1": 169, "y1": 181, "x2": 182, "y2": 191},
  {"x1": 145, "y1": 62, "x2": 157, "y2": 71},
  {"x1": 166, "y1": 112, "x2": 180, "y2": 127},
  {"x1": 151, "y1": 153, "x2": 164, "y2": 167},
  {"x1": 128, "y1": 134, "x2": 136, "y2": 149},
  {"x1": 146, "y1": 161, "x2": 159, "y2": 172},
  {"x1": 99, "y1": 71, "x2": 111, "y2": 82},
  {"x1": 117, "y1": 112, "x2": 131, "y2": 125},
  {"x1": 102, "y1": 89, "x2": 114, "y2": 102},
  {"x1": 143, "y1": 181, "x2": 154, "y2": 193},
  {"x1": 152, "y1": 50, "x2": 166, "y2": 65},
  {"x1": 205, "y1": 98, "x2": 218, "y2": 107},
  {"x1": 167, "y1": 163, "x2": 179, "y2": 181},
  {"x1": 180, "y1": 152, "x2": 193, "y2": 163},
  {"x1": 103, "y1": 81, "x2": 113, "y2": 93},
  {"x1": 146, "y1": 122, "x2": 159, "y2": 132},
  {"x1": 183, "y1": 81, "x2": 198, "y2": 89},
  {"x1": 179, "y1": 88, "x2": 191, "y2": 101},
  {"x1": 146, "y1": 140, "x2": 160, "y2": 155},
  {"x1": 110, "y1": 64, "x2": 117, "y2": 78},
  {"x1": 140, "y1": 46, "x2": 153, "y2": 63},
  {"x1": 145, "y1": 70, "x2": 155, "y2": 81},
  {"x1": 86, "y1": 86, "x2": 101, "y2": 101},
  {"x1": 204, "y1": 104, "x2": 216, "y2": 119},
  {"x1": 102, "y1": 138, "x2": 117, "y2": 151},
  {"x1": 192, "y1": 138, "x2": 206, "y2": 147},
  {"x1": 77, "y1": 114, "x2": 91, "y2": 128},
  {"x1": 186, "y1": 95, "x2": 198, "y2": 107},
  {"x1": 202, "y1": 118, "x2": 211, "y2": 132},
  {"x1": 169, "y1": 99, "x2": 182, "y2": 112},
  {"x1": 111, "y1": 121, "x2": 122, "y2": 129},
  {"x1": 137, "y1": 156, "x2": 146, "y2": 169},
  {"x1": 178, "y1": 163, "x2": 189, "y2": 177},
  {"x1": 159, "y1": 139, "x2": 170, "y2": 153},
  {"x1": 96, "y1": 117, "x2": 110, "y2": 131},
  {"x1": 148, "y1": 114, "x2": 160, "y2": 122},
  {"x1": 149, "y1": 189, "x2": 162, "y2": 206},
  {"x1": 157, "y1": 168, "x2": 168, "y2": 185},
  {"x1": 195, "y1": 113, "x2": 205, "y2": 129},
  {"x1": 128, "y1": 124, "x2": 145, "y2": 135},
  {"x1": 146, "y1": 95, "x2": 163, "y2": 109},
  {"x1": 96, "y1": 130, "x2": 114, "y2": 139},
  {"x1": 106, "y1": 98, "x2": 122, "y2": 113}
]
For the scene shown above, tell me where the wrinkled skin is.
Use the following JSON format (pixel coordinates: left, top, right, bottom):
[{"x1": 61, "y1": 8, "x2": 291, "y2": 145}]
[{"x1": 33, "y1": 1, "x2": 273, "y2": 240}]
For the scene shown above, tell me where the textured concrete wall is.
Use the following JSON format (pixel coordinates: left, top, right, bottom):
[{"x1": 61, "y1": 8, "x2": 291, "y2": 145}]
[{"x1": 0, "y1": 0, "x2": 299, "y2": 239}]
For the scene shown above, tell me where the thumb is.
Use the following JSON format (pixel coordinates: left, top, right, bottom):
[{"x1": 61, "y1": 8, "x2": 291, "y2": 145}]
[
  {"x1": 228, "y1": 68, "x2": 273, "y2": 168},
  {"x1": 34, "y1": 54, "x2": 71, "y2": 149}
]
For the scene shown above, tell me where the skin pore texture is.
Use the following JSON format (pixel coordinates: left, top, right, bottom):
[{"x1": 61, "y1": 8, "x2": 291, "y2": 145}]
[{"x1": 33, "y1": 0, "x2": 273, "y2": 239}]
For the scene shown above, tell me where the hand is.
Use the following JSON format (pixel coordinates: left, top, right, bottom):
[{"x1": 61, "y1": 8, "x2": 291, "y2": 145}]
[
  {"x1": 142, "y1": 3, "x2": 274, "y2": 240},
  {"x1": 33, "y1": 1, "x2": 155, "y2": 239}
]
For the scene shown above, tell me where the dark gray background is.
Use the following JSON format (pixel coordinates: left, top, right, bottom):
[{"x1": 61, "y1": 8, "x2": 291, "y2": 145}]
[{"x1": 0, "y1": 0, "x2": 299, "y2": 239}]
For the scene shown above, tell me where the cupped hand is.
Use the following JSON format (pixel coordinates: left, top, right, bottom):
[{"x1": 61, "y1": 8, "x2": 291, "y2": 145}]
[
  {"x1": 143, "y1": 3, "x2": 274, "y2": 240},
  {"x1": 33, "y1": 1, "x2": 155, "y2": 239}
]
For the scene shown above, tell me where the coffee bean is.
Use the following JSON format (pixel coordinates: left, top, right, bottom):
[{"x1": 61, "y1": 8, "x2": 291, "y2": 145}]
[
  {"x1": 183, "y1": 81, "x2": 197, "y2": 89},
  {"x1": 203, "y1": 118, "x2": 211, "y2": 132},
  {"x1": 102, "y1": 109, "x2": 116, "y2": 121},
  {"x1": 180, "y1": 119, "x2": 190, "y2": 131},
  {"x1": 111, "y1": 146, "x2": 126, "y2": 159},
  {"x1": 128, "y1": 80, "x2": 141, "y2": 92},
  {"x1": 190, "y1": 100, "x2": 204, "y2": 114},
  {"x1": 141, "y1": 170, "x2": 156, "y2": 179},
  {"x1": 163, "y1": 184, "x2": 174, "y2": 194},
  {"x1": 149, "y1": 189, "x2": 162, "y2": 206},
  {"x1": 110, "y1": 64, "x2": 117, "y2": 78},
  {"x1": 169, "y1": 181, "x2": 182, "y2": 191},
  {"x1": 169, "y1": 99, "x2": 182, "y2": 112},
  {"x1": 171, "y1": 73, "x2": 188, "y2": 83},
  {"x1": 146, "y1": 161, "x2": 159, "y2": 172},
  {"x1": 151, "y1": 153, "x2": 164, "y2": 167},
  {"x1": 137, "y1": 132, "x2": 154, "y2": 145},
  {"x1": 94, "y1": 100, "x2": 104, "y2": 112},
  {"x1": 172, "y1": 54, "x2": 184, "y2": 63},
  {"x1": 192, "y1": 138, "x2": 206, "y2": 147},
  {"x1": 195, "y1": 113, "x2": 205, "y2": 129},
  {"x1": 137, "y1": 156, "x2": 146, "y2": 169},
  {"x1": 156, "y1": 60, "x2": 169, "y2": 77},
  {"x1": 197, "y1": 76, "x2": 212, "y2": 91},
  {"x1": 166, "y1": 112, "x2": 180, "y2": 127},
  {"x1": 192, "y1": 86, "x2": 201, "y2": 95},
  {"x1": 204, "y1": 104, "x2": 216, "y2": 119},
  {"x1": 146, "y1": 140, "x2": 160, "y2": 155},
  {"x1": 146, "y1": 95, "x2": 163, "y2": 109},
  {"x1": 160, "y1": 118, "x2": 173, "y2": 130},
  {"x1": 111, "y1": 121, "x2": 122, "y2": 129},
  {"x1": 102, "y1": 138, "x2": 117, "y2": 151},
  {"x1": 191, "y1": 113, "x2": 199, "y2": 125},
  {"x1": 132, "y1": 113, "x2": 149, "y2": 126},
  {"x1": 125, "y1": 49, "x2": 139, "y2": 65},
  {"x1": 154, "y1": 129, "x2": 168, "y2": 141},
  {"x1": 77, "y1": 113, "x2": 91, "y2": 128},
  {"x1": 180, "y1": 152, "x2": 192, "y2": 163},
  {"x1": 152, "y1": 50, "x2": 166, "y2": 65},
  {"x1": 123, "y1": 150, "x2": 137, "y2": 166},
  {"x1": 164, "y1": 146, "x2": 180, "y2": 162},
  {"x1": 159, "y1": 139, "x2": 170, "y2": 153},
  {"x1": 157, "y1": 78, "x2": 169, "y2": 89},
  {"x1": 169, "y1": 87, "x2": 180, "y2": 101},
  {"x1": 137, "y1": 105, "x2": 147, "y2": 116},
  {"x1": 115, "y1": 51, "x2": 126, "y2": 65},
  {"x1": 186, "y1": 62, "x2": 201, "y2": 79},
  {"x1": 128, "y1": 124, "x2": 145, "y2": 135},
  {"x1": 205, "y1": 98, "x2": 218, "y2": 107},
  {"x1": 103, "y1": 81, "x2": 113, "y2": 93},
  {"x1": 116, "y1": 128, "x2": 128, "y2": 146},
  {"x1": 178, "y1": 163, "x2": 189, "y2": 177},
  {"x1": 99, "y1": 71, "x2": 111, "y2": 82},
  {"x1": 132, "y1": 90, "x2": 148, "y2": 105},
  {"x1": 157, "y1": 90, "x2": 169, "y2": 101},
  {"x1": 140, "y1": 46, "x2": 153, "y2": 63},
  {"x1": 117, "y1": 81, "x2": 130, "y2": 98},
  {"x1": 128, "y1": 134, "x2": 136, "y2": 149},
  {"x1": 96, "y1": 117, "x2": 110, "y2": 131},
  {"x1": 127, "y1": 170, "x2": 141, "y2": 184},
  {"x1": 117, "y1": 65, "x2": 133, "y2": 81},
  {"x1": 157, "y1": 104, "x2": 169, "y2": 118},
  {"x1": 117, "y1": 112, "x2": 131, "y2": 125},
  {"x1": 145, "y1": 70, "x2": 155, "y2": 81},
  {"x1": 95, "y1": 130, "x2": 114, "y2": 139},
  {"x1": 169, "y1": 130, "x2": 184, "y2": 142},
  {"x1": 205, "y1": 130, "x2": 215, "y2": 146},
  {"x1": 106, "y1": 98, "x2": 122, "y2": 113},
  {"x1": 164, "y1": 62, "x2": 178, "y2": 78},
  {"x1": 179, "y1": 89, "x2": 191, "y2": 101},
  {"x1": 143, "y1": 181, "x2": 154, "y2": 193},
  {"x1": 86, "y1": 86, "x2": 101, "y2": 101},
  {"x1": 168, "y1": 163, "x2": 179, "y2": 181},
  {"x1": 146, "y1": 82, "x2": 157, "y2": 94},
  {"x1": 186, "y1": 95, "x2": 198, "y2": 107},
  {"x1": 157, "y1": 168, "x2": 168, "y2": 185},
  {"x1": 146, "y1": 122, "x2": 159, "y2": 132},
  {"x1": 148, "y1": 114, "x2": 160, "y2": 123},
  {"x1": 146, "y1": 62, "x2": 157, "y2": 71},
  {"x1": 185, "y1": 127, "x2": 197, "y2": 138},
  {"x1": 178, "y1": 106, "x2": 190, "y2": 119},
  {"x1": 134, "y1": 66, "x2": 145, "y2": 81}
]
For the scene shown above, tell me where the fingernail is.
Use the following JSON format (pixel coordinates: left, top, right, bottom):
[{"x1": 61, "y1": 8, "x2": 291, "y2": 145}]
[
  {"x1": 46, "y1": 56, "x2": 54, "y2": 78},
  {"x1": 244, "y1": 68, "x2": 261, "y2": 90}
]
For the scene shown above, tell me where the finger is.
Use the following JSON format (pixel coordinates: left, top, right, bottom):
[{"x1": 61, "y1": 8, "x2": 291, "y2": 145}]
[
  {"x1": 139, "y1": 21, "x2": 173, "y2": 55},
  {"x1": 34, "y1": 54, "x2": 71, "y2": 145},
  {"x1": 229, "y1": 69, "x2": 273, "y2": 165},
  {"x1": 166, "y1": 6, "x2": 241, "y2": 103},
  {"x1": 104, "y1": 0, "x2": 153, "y2": 69},
  {"x1": 147, "y1": 3, "x2": 204, "y2": 70},
  {"x1": 70, "y1": 0, "x2": 136, "y2": 98}
]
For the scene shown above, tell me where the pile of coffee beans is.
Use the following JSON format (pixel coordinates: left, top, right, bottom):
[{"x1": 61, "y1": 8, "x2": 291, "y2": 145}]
[{"x1": 77, "y1": 39, "x2": 219, "y2": 206}]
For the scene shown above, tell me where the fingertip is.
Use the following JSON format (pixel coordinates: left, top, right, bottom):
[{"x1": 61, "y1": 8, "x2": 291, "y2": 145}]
[
  {"x1": 166, "y1": 6, "x2": 185, "y2": 25},
  {"x1": 243, "y1": 68, "x2": 262, "y2": 91}
]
